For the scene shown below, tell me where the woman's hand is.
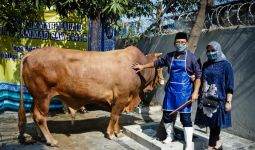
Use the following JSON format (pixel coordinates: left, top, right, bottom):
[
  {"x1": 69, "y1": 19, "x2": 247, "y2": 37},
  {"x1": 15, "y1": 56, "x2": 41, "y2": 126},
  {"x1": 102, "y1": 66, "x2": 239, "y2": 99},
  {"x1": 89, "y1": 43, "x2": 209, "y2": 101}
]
[
  {"x1": 225, "y1": 93, "x2": 233, "y2": 112},
  {"x1": 225, "y1": 102, "x2": 232, "y2": 112},
  {"x1": 131, "y1": 63, "x2": 144, "y2": 73}
]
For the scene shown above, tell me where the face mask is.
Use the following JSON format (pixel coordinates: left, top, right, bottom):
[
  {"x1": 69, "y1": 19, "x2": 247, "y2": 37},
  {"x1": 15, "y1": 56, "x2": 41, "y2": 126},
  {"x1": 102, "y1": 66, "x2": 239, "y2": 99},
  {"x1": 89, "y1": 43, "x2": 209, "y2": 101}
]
[
  {"x1": 176, "y1": 44, "x2": 187, "y2": 52},
  {"x1": 207, "y1": 51, "x2": 218, "y2": 60}
]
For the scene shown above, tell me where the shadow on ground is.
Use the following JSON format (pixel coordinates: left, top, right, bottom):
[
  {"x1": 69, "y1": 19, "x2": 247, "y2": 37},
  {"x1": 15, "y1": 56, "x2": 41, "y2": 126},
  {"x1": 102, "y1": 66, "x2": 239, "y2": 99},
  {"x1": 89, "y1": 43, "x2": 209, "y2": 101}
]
[{"x1": 25, "y1": 109, "x2": 142, "y2": 140}]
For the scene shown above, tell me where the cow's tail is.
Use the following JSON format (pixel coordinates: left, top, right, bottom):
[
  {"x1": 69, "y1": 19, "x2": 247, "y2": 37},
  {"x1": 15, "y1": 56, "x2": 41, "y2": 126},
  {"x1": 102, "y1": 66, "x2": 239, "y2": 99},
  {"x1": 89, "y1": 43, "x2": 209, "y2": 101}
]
[{"x1": 18, "y1": 53, "x2": 30, "y2": 143}]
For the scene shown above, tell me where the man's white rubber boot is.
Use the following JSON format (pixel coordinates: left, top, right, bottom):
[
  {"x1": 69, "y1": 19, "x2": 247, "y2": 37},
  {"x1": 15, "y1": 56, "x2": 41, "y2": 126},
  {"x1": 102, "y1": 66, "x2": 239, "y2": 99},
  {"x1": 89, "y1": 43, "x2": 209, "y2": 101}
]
[
  {"x1": 184, "y1": 127, "x2": 194, "y2": 150},
  {"x1": 163, "y1": 123, "x2": 174, "y2": 144}
]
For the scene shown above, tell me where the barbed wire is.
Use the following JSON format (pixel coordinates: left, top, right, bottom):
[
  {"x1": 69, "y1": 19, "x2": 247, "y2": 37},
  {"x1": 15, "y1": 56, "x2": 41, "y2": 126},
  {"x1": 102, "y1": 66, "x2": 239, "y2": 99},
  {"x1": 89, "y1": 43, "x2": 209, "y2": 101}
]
[
  {"x1": 177, "y1": 1, "x2": 255, "y2": 29},
  {"x1": 121, "y1": 1, "x2": 255, "y2": 37}
]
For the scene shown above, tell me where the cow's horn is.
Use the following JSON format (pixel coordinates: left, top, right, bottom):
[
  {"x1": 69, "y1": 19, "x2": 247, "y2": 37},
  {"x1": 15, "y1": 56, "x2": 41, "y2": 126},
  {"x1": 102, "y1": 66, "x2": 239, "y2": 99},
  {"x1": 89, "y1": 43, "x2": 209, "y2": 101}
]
[{"x1": 155, "y1": 53, "x2": 162, "y2": 57}]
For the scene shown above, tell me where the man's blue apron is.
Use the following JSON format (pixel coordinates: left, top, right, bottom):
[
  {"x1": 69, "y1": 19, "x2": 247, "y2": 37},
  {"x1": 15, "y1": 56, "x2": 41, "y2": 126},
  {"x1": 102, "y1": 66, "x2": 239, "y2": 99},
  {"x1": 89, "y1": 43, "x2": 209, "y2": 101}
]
[{"x1": 162, "y1": 52, "x2": 193, "y2": 113}]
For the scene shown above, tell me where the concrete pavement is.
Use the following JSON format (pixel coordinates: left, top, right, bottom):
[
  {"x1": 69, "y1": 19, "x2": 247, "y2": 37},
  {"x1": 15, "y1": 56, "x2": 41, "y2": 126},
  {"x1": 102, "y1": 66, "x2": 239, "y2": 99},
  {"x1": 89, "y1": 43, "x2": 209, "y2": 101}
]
[{"x1": 0, "y1": 105, "x2": 255, "y2": 150}]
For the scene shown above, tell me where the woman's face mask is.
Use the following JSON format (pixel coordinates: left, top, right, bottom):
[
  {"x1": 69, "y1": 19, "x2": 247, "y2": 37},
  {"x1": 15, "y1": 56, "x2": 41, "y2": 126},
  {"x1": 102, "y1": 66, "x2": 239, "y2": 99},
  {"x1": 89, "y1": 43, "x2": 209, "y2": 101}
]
[
  {"x1": 206, "y1": 45, "x2": 219, "y2": 61},
  {"x1": 207, "y1": 51, "x2": 218, "y2": 60}
]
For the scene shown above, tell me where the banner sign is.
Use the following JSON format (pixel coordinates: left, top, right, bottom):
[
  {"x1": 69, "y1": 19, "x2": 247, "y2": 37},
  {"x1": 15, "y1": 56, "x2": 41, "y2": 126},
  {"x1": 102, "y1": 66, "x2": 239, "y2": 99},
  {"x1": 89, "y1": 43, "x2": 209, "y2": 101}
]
[{"x1": 0, "y1": 9, "x2": 88, "y2": 112}]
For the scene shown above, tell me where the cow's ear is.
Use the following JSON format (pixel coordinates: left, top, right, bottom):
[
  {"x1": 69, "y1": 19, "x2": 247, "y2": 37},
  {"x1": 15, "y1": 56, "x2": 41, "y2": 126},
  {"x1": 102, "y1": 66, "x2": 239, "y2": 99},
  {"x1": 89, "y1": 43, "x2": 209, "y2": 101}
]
[{"x1": 155, "y1": 53, "x2": 162, "y2": 58}]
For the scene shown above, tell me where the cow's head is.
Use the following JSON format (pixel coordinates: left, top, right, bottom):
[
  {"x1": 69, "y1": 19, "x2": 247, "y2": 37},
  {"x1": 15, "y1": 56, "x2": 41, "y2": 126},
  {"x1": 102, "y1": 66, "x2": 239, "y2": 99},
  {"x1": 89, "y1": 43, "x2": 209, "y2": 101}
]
[{"x1": 143, "y1": 53, "x2": 164, "y2": 93}]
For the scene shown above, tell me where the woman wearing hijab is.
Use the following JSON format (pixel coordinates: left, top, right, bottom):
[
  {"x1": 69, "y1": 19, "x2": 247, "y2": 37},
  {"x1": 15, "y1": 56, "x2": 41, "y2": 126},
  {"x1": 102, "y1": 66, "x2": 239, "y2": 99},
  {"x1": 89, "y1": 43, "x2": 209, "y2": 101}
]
[{"x1": 195, "y1": 41, "x2": 234, "y2": 150}]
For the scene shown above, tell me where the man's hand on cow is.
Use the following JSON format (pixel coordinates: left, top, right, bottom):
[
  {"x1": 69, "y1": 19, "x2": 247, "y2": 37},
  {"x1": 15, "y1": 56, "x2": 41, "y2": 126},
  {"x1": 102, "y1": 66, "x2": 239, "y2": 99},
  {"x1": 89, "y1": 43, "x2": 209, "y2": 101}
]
[{"x1": 131, "y1": 63, "x2": 144, "y2": 73}]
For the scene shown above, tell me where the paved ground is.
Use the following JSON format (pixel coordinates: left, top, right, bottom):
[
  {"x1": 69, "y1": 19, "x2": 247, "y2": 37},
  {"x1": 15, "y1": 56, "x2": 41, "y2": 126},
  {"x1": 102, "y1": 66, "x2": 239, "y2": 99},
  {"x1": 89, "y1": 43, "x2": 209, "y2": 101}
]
[
  {"x1": 0, "y1": 105, "x2": 254, "y2": 150},
  {"x1": 0, "y1": 106, "x2": 151, "y2": 150}
]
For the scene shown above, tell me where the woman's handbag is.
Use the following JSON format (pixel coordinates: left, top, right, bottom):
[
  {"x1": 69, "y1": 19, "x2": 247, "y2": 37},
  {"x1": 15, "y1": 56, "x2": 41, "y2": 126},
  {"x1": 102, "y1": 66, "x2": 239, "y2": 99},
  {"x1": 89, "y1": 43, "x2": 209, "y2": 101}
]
[{"x1": 201, "y1": 96, "x2": 219, "y2": 108}]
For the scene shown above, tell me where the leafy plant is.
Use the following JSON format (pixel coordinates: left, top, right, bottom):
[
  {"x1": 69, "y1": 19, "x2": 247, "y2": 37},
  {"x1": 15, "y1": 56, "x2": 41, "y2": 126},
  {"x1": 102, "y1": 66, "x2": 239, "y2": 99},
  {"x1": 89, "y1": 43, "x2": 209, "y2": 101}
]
[{"x1": 0, "y1": 0, "x2": 155, "y2": 31}]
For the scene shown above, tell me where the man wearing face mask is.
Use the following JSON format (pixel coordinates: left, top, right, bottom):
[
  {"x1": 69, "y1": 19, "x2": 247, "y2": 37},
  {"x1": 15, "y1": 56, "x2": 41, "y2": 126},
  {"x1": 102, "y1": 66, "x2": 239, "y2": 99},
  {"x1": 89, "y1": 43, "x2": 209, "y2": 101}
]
[
  {"x1": 132, "y1": 32, "x2": 201, "y2": 150},
  {"x1": 195, "y1": 41, "x2": 234, "y2": 150}
]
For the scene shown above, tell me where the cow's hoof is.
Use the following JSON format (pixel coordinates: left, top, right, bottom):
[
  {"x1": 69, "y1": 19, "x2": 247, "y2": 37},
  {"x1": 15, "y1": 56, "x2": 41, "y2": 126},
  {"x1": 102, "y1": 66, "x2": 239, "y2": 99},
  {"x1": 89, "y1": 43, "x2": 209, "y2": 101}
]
[
  {"x1": 24, "y1": 139, "x2": 37, "y2": 145},
  {"x1": 115, "y1": 132, "x2": 124, "y2": 138},
  {"x1": 39, "y1": 137, "x2": 46, "y2": 143},
  {"x1": 114, "y1": 129, "x2": 124, "y2": 138},
  {"x1": 79, "y1": 106, "x2": 88, "y2": 114},
  {"x1": 46, "y1": 140, "x2": 59, "y2": 147},
  {"x1": 18, "y1": 134, "x2": 26, "y2": 144},
  {"x1": 107, "y1": 134, "x2": 115, "y2": 140},
  {"x1": 33, "y1": 135, "x2": 46, "y2": 143},
  {"x1": 47, "y1": 143, "x2": 59, "y2": 147}
]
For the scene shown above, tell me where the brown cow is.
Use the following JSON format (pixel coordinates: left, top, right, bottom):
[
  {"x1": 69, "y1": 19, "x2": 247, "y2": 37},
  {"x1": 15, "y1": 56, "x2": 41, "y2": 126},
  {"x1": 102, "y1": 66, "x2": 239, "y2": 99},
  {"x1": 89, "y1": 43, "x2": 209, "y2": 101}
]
[{"x1": 18, "y1": 46, "x2": 164, "y2": 146}]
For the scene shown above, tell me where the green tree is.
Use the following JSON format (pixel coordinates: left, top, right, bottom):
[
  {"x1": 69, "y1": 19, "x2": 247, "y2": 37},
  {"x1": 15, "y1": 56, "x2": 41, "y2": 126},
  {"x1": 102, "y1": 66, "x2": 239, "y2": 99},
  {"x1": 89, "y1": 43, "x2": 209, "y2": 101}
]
[
  {"x1": 0, "y1": 0, "x2": 155, "y2": 50},
  {"x1": 0, "y1": 0, "x2": 154, "y2": 35},
  {"x1": 143, "y1": 0, "x2": 198, "y2": 35},
  {"x1": 0, "y1": 0, "x2": 45, "y2": 31},
  {"x1": 143, "y1": 0, "x2": 212, "y2": 53},
  {"x1": 0, "y1": 0, "x2": 212, "y2": 51}
]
